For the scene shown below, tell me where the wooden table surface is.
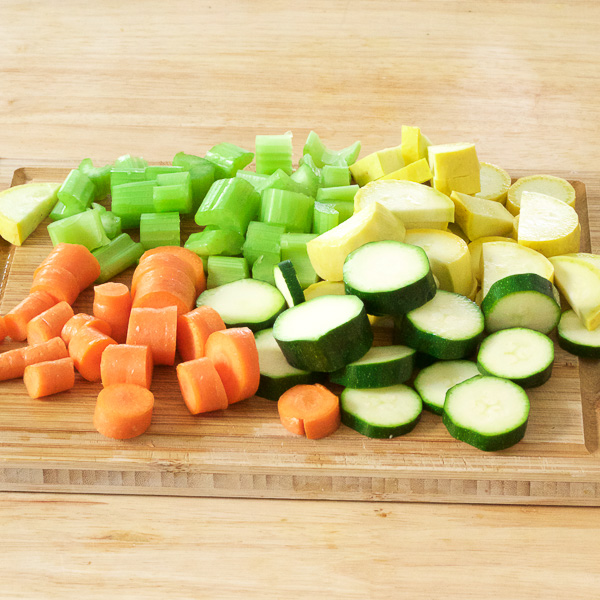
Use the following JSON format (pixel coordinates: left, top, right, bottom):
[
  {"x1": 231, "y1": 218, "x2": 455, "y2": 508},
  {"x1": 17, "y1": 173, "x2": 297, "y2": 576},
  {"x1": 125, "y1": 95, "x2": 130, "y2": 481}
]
[{"x1": 1, "y1": 1, "x2": 599, "y2": 597}]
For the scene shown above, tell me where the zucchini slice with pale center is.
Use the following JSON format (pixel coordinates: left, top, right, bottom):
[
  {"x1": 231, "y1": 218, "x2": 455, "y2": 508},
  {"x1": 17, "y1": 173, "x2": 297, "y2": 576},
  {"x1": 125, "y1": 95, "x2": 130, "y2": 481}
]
[
  {"x1": 274, "y1": 260, "x2": 305, "y2": 308},
  {"x1": 557, "y1": 309, "x2": 600, "y2": 358}
]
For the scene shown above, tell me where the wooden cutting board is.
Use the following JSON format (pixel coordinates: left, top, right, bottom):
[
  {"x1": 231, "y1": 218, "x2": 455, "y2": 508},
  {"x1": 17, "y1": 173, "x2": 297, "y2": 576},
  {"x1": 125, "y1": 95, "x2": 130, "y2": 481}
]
[{"x1": 1, "y1": 166, "x2": 598, "y2": 505}]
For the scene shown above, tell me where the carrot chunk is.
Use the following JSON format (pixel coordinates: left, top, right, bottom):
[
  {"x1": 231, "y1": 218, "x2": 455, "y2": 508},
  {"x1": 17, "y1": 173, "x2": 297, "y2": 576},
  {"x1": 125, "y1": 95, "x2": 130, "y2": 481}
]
[
  {"x1": 93, "y1": 282, "x2": 132, "y2": 344},
  {"x1": 61, "y1": 313, "x2": 112, "y2": 347},
  {"x1": 126, "y1": 306, "x2": 178, "y2": 366},
  {"x1": 176, "y1": 306, "x2": 226, "y2": 362},
  {"x1": 35, "y1": 243, "x2": 100, "y2": 292},
  {"x1": 176, "y1": 357, "x2": 229, "y2": 415},
  {"x1": 31, "y1": 265, "x2": 80, "y2": 305},
  {"x1": 0, "y1": 349, "x2": 26, "y2": 381},
  {"x1": 26, "y1": 301, "x2": 74, "y2": 346},
  {"x1": 0, "y1": 316, "x2": 6, "y2": 344},
  {"x1": 278, "y1": 384, "x2": 340, "y2": 440},
  {"x1": 69, "y1": 327, "x2": 117, "y2": 382},
  {"x1": 132, "y1": 268, "x2": 196, "y2": 315},
  {"x1": 100, "y1": 344, "x2": 153, "y2": 389},
  {"x1": 140, "y1": 247, "x2": 205, "y2": 295},
  {"x1": 4, "y1": 291, "x2": 57, "y2": 342},
  {"x1": 131, "y1": 253, "x2": 198, "y2": 297},
  {"x1": 23, "y1": 357, "x2": 75, "y2": 399},
  {"x1": 0, "y1": 337, "x2": 69, "y2": 382},
  {"x1": 94, "y1": 383, "x2": 154, "y2": 440}
]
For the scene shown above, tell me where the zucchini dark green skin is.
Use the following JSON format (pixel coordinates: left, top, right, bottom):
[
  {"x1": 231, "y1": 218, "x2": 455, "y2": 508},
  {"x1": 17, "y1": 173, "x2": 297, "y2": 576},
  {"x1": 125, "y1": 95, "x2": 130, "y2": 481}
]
[
  {"x1": 341, "y1": 407, "x2": 421, "y2": 439},
  {"x1": 257, "y1": 371, "x2": 325, "y2": 401},
  {"x1": 557, "y1": 335, "x2": 600, "y2": 359},
  {"x1": 476, "y1": 361, "x2": 553, "y2": 389}
]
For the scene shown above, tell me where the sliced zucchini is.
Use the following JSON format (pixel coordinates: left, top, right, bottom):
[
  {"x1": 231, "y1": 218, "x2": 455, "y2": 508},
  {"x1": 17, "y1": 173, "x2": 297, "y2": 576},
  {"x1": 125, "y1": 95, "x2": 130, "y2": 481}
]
[
  {"x1": 443, "y1": 375, "x2": 530, "y2": 451},
  {"x1": 343, "y1": 240, "x2": 436, "y2": 316},
  {"x1": 398, "y1": 290, "x2": 484, "y2": 359},
  {"x1": 273, "y1": 294, "x2": 373, "y2": 372},
  {"x1": 557, "y1": 309, "x2": 600, "y2": 358},
  {"x1": 477, "y1": 328, "x2": 554, "y2": 388},
  {"x1": 303, "y1": 280, "x2": 345, "y2": 301},
  {"x1": 254, "y1": 329, "x2": 323, "y2": 400},
  {"x1": 481, "y1": 273, "x2": 561, "y2": 334},
  {"x1": 340, "y1": 385, "x2": 422, "y2": 439},
  {"x1": 274, "y1": 260, "x2": 305, "y2": 308},
  {"x1": 196, "y1": 278, "x2": 286, "y2": 332},
  {"x1": 330, "y1": 344, "x2": 415, "y2": 388},
  {"x1": 413, "y1": 360, "x2": 480, "y2": 415}
]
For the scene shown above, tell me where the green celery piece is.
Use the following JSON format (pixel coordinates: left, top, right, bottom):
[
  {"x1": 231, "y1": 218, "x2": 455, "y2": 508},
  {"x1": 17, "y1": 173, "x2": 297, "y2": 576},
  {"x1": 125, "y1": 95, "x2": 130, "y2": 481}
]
[
  {"x1": 111, "y1": 181, "x2": 156, "y2": 229},
  {"x1": 78, "y1": 159, "x2": 112, "y2": 201},
  {"x1": 195, "y1": 178, "x2": 260, "y2": 236},
  {"x1": 280, "y1": 233, "x2": 319, "y2": 289},
  {"x1": 111, "y1": 168, "x2": 147, "y2": 190},
  {"x1": 298, "y1": 153, "x2": 322, "y2": 178},
  {"x1": 242, "y1": 221, "x2": 284, "y2": 266},
  {"x1": 204, "y1": 143, "x2": 254, "y2": 179},
  {"x1": 255, "y1": 132, "x2": 293, "y2": 175},
  {"x1": 236, "y1": 170, "x2": 270, "y2": 191},
  {"x1": 316, "y1": 185, "x2": 359, "y2": 204},
  {"x1": 252, "y1": 254, "x2": 280, "y2": 286},
  {"x1": 154, "y1": 171, "x2": 193, "y2": 214},
  {"x1": 156, "y1": 171, "x2": 190, "y2": 187},
  {"x1": 290, "y1": 164, "x2": 320, "y2": 198},
  {"x1": 114, "y1": 154, "x2": 148, "y2": 169},
  {"x1": 260, "y1": 189, "x2": 314, "y2": 233},
  {"x1": 100, "y1": 212, "x2": 122, "y2": 240},
  {"x1": 303, "y1": 131, "x2": 329, "y2": 168},
  {"x1": 91, "y1": 202, "x2": 106, "y2": 213},
  {"x1": 140, "y1": 212, "x2": 180, "y2": 249},
  {"x1": 323, "y1": 140, "x2": 362, "y2": 167},
  {"x1": 302, "y1": 131, "x2": 361, "y2": 167},
  {"x1": 92, "y1": 233, "x2": 144, "y2": 283},
  {"x1": 316, "y1": 200, "x2": 353, "y2": 222},
  {"x1": 313, "y1": 202, "x2": 340, "y2": 235},
  {"x1": 321, "y1": 165, "x2": 351, "y2": 188},
  {"x1": 207, "y1": 256, "x2": 250, "y2": 289},
  {"x1": 184, "y1": 228, "x2": 244, "y2": 257},
  {"x1": 260, "y1": 169, "x2": 307, "y2": 195},
  {"x1": 145, "y1": 165, "x2": 184, "y2": 180},
  {"x1": 58, "y1": 169, "x2": 95, "y2": 211},
  {"x1": 173, "y1": 152, "x2": 210, "y2": 170},
  {"x1": 172, "y1": 154, "x2": 217, "y2": 212},
  {"x1": 49, "y1": 201, "x2": 84, "y2": 222},
  {"x1": 47, "y1": 208, "x2": 110, "y2": 251}
]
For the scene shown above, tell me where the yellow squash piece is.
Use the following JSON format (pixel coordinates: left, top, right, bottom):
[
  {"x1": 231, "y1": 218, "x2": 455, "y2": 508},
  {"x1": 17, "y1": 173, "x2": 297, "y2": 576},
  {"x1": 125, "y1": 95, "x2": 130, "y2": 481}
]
[
  {"x1": 447, "y1": 222, "x2": 470, "y2": 243},
  {"x1": 307, "y1": 202, "x2": 406, "y2": 281},
  {"x1": 450, "y1": 191, "x2": 514, "y2": 241},
  {"x1": 428, "y1": 142, "x2": 481, "y2": 195},
  {"x1": 349, "y1": 145, "x2": 404, "y2": 186},
  {"x1": 482, "y1": 241, "x2": 554, "y2": 298},
  {"x1": 0, "y1": 182, "x2": 60, "y2": 246},
  {"x1": 467, "y1": 236, "x2": 517, "y2": 282},
  {"x1": 404, "y1": 229, "x2": 474, "y2": 297},
  {"x1": 354, "y1": 180, "x2": 454, "y2": 225},
  {"x1": 400, "y1": 126, "x2": 431, "y2": 165},
  {"x1": 563, "y1": 252, "x2": 600, "y2": 270},
  {"x1": 404, "y1": 220, "x2": 448, "y2": 231},
  {"x1": 475, "y1": 162, "x2": 511, "y2": 204},
  {"x1": 381, "y1": 158, "x2": 432, "y2": 184},
  {"x1": 506, "y1": 174, "x2": 576, "y2": 216},
  {"x1": 550, "y1": 255, "x2": 600, "y2": 330},
  {"x1": 517, "y1": 191, "x2": 580, "y2": 257},
  {"x1": 303, "y1": 280, "x2": 345, "y2": 301}
]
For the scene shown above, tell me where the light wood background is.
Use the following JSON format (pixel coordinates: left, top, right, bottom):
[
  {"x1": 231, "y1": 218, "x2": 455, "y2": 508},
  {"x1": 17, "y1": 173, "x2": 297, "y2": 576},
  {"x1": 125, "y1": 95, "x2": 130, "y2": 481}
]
[{"x1": 1, "y1": 0, "x2": 600, "y2": 597}]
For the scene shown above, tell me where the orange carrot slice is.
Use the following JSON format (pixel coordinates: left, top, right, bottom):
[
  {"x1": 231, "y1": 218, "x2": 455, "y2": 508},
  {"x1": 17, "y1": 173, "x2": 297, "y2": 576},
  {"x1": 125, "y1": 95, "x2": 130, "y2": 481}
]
[
  {"x1": 204, "y1": 327, "x2": 260, "y2": 404},
  {"x1": 93, "y1": 282, "x2": 132, "y2": 344},
  {"x1": 0, "y1": 316, "x2": 6, "y2": 344},
  {"x1": 61, "y1": 313, "x2": 112, "y2": 347},
  {"x1": 176, "y1": 357, "x2": 229, "y2": 415},
  {"x1": 35, "y1": 243, "x2": 101, "y2": 292},
  {"x1": 177, "y1": 306, "x2": 226, "y2": 362},
  {"x1": 31, "y1": 265, "x2": 80, "y2": 305},
  {"x1": 4, "y1": 291, "x2": 57, "y2": 342},
  {"x1": 23, "y1": 357, "x2": 75, "y2": 399},
  {"x1": 131, "y1": 253, "x2": 197, "y2": 297},
  {"x1": 69, "y1": 327, "x2": 117, "y2": 382},
  {"x1": 126, "y1": 305, "x2": 178, "y2": 366},
  {"x1": 0, "y1": 349, "x2": 26, "y2": 381},
  {"x1": 278, "y1": 384, "x2": 340, "y2": 439},
  {"x1": 0, "y1": 337, "x2": 69, "y2": 382},
  {"x1": 100, "y1": 344, "x2": 153, "y2": 389},
  {"x1": 26, "y1": 301, "x2": 74, "y2": 346},
  {"x1": 132, "y1": 269, "x2": 196, "y2": 315},
  {"x1": 94, "y1": 383, "x2": 154, "y2": 440},
  {"x1": 140, "y1": 247, "x2": 205, "y2": 295}
]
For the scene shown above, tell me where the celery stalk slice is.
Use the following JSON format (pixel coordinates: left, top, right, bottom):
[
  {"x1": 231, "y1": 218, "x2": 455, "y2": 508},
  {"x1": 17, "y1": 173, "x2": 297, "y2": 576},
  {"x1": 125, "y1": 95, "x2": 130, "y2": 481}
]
[
  {"x1": 321, "y1": 165, "x2": 351, "y2": 188},
  {"x1": 92, "y1": 233, "x2": 144, "y2": 283},
  {"x1": 280, "y1": 233, "x2": 319, "y2": 288},
  {"x1": 242, "y1": 221, "x2": 285, "y2": 266},
  {"x1": 205, "y1": 143, "x2": 254, "y2": 179},
  {"x1": 313, "y1": 202, "x2": 340, "y2": 235},
  {"x1": 260, "y1": 189, "x2": 314, "y2": 233},
  {"x1": 111, "y1": 181, "x2": 156, "y2": 229},
  {"x1": 252, "y1": 254, "x2": 280, "y2": 286},
  {"x1": 184, "y1": 228, "x2": 244, "y2": 257},
  {"x1": 78, "y1": 159, "x2": 112, "y2": 201},
  {"x1": 207, "y1": 256, "x2": 250, "y2": 289},
  {"x1": 140, "y1": 212, "x2": 180, "y2": 249},
  {"x1": 58, "y1": 169, "x2": 95, "y2": 211},
  {"x1": 47, "y1": 208, "x2": 110, "y2": 251},
  {"x1": 316, "y1": 185, "x2": 359, "y2": 204},
  {"x1": 49, "y1": 201, "x2": 84, "y2": 222},
  {"x1": 114, "y1": 154, "x2": 148, "y2": 169},
  {"x1": 255, "y1": 132, "x2": 293, "y2": 176},
  {"x1": 145, "y1": 166, "x2": 185, "y2": 180}
]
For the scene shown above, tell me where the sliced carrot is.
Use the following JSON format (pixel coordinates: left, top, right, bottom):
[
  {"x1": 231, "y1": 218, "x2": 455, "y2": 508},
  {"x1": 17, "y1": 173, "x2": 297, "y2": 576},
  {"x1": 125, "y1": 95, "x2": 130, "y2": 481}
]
[
  {"x1": 93, "y1": 282, "x2": 132, "y2": 344},
  {"x1": 177, "y1": 306, "x2": 226, "y2": 362},
  {"x1": 35, "y1": 243, "x2": 101, "y2": 292},
  {"x1": 4, "y1": 291, "x2": 57, "y2": 342},
  {"x1": 61, "y1": 313, "x2": 112, "y2": 347},
  {"x1": 0, "y1": 337, "x2": 69, "y2": 382},
  {"x1": 0, "y1": 349, "x2": 27, "y2": 381},
  {"x1": 23, "y1": 357, "x2": 75, "y2": 399},
  {"x1": 94, "y1": 383, "x2": 154, "y2": 440},
  {"x1": 0, "y1": 316, "x2": 6, "y2": 344},
  {"x1": 100, "y1": 344, "x2": 153, "y2": 389},
  {"x1": 176, "y1": 357, "x2": 229, "y2": 415},
  {"x1": 204, "y1": 327, "x2": 260, "y2": 404},
  {"x1": 69, "y1": 327, "x2": 117, "y2": 382},
  {"x1": 140, "y1": 247, "x2": 206, "y2": 295},
  {"x1": 126, "y1": 305, "x2": 178, "y2": 366},
  {"x1": 26, "y1": 301, "x2": 74, "y2": 346},
  {"x1": 132, "y1": 269, "x2": 195, "y2": 316},
  {"x1": 31, "y1": 265, "x2": 80, "y2": 305},
  {"x1": 131, "y1": 253, "x2": 197, "y2": 297},
  {"x1": 277, "y1": 384, "x2": 340, "y2": 440}
]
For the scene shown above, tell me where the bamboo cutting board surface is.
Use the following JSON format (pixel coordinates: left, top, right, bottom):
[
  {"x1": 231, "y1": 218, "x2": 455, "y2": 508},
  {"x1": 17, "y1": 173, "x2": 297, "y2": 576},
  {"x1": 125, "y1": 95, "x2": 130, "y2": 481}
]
[{"x1": 0, "y1": 166, "x2": 599, "y2": 505}]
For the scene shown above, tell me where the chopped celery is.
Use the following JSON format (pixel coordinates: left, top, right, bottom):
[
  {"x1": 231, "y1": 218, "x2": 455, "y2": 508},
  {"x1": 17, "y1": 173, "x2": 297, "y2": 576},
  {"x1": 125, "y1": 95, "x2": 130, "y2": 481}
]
[
  {"x1": 145, "y1": 165, "x2": 184, "y2": 180},
  {"x1": 326, "y1": 140, "x2": 362, "y2": 167},
  {"x1": 139, "y1": 212, "x2": 180, "y2": 249},
  {"x1": 114, "y1": 154, "x2": 148, "y2": 169},
  {"x1": 153, "y1": 171, "x2": 192, "y2": 214},
  {"x1": 260, "y1": 169, "x2": 307, "y2": 195},
  {"x1": 184, "y1": 227, "x2": 244, "y2": 257},
  {"x1": 207, "y1": 256, "x2": 250, "y2": 289},
  {"x1": 47, "y1": 208, "x2": 110, "y2": 251},
  {"x1": 172, "y1": 154, "x2": 216, "y2": 212},
  {"x1": 205, "y1": 143, "x2": 254, "y2": 179},
  {"x1": 290, "y1": 164, "x2": 320, "y2": 198},
  {"x1": 252, "y1": 254, "x2": 279, "y2": 286},
  {"x1": 91, "y1": 202, "x2": 106, "y2": 213},
  {"x1": 195, "y1": 178, "x2": 260, "y2": 236},
  {"x1": 236, "y1": 170, "x2": 270, "y2": 191},
  {"x1": 242, "y1": 221, "x2": 284, "y2": 266},
  {"x1": 111, "y1": 181, "x2": 156, "y2": 228},
  {"x1": 313, "y1": 202, "x2": 340, "y2": 235},
  {"x1": 321, "y1": 165, "x2": 351, "y2": 188},
  {"x1": 260, "y1": 189, "x2": 314, "y2": 233},
  {"x1": 92, "y1": 233, "x2": 144, "y2": 283},
  {"x1": 316, "y1": 200, "x2": 353, "y2": 222},
  {"x1": 303, "y1": 131, "x2": 329, "y2": 168},
  {"x1": 255, "y1": 132, "x2": 293, "y2": 176},
  {"x1": 92, "y1": 204, "x2": 122, "y2": 240},
  {"x1": 78, "y1": 159, "x2": 112, "y2": 201},
  {"x1": 111, "y1": 169, "x2": 146, "y2": 190},
  {"x1": 298, "y1": 154, "x2": 322, "y2": 178},
  {"x1": 280, "y1": 233, "x2": 319, "y2": 288},
  {"x1": 57, "y1": 169, "x2": 95, "y2": 211},
  {"x1": 49, "y1": 201, "x2": 84, "y2": 222},
  {"x1": 173, "y1": 152, "x2": 208, "y2": 170},
  {"x1": 303, "y1": 131, "x2": 361, "y2": 167},
  {"x1": 316, "y1": 185, "x2": 359, "y2": 204},
  {"x1": 156, "y1": 171, "x2": 190, "y2": 187}
]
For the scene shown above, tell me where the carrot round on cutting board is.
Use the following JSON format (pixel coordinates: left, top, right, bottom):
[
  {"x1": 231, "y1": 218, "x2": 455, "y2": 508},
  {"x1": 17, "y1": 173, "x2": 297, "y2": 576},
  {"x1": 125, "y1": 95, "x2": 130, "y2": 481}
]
[
  {"x1": 278, "y1": 384, "x2": 341, "y2": 440},
  {"x1": 35, "y1": 243, "x2": 101, "y2": 292},
  {"x1": 31, "y1": 265, "x2": 80, "y2": 305},
  {"x1": 176, "y1": 357, "x2": 229, "y2": 415},
  {"x1": 94, "y1": 383, "x2": 154, "y2": 440},
  {"x1": 126, "y1": 305, "x2": 177, "y2": 366},
  {"x1": 100, "y1": 344, "x2": 153, "y2": 389},
  {"x1": 61, "y1": 313, "x2": 112, "y2": 347},
  {"x1": 177, "y1": 306, "x2": 226, "y2": 362},
  {"x1": 93, "y1": 282, "x2": 132, "y2": 344},
  {"x1": 26, "y1": 301, "x2": 74, "y2": 346},
  {"x1": 204, "y1": 327, "x2": 260, "y2": 404},
  {"x1": 69, "y1": 326, "x2": 117, "y2": 382},
  {"x1": 23, "y1": 357, "x2": 75, "y2": 399},
  {"x1": 0, "y1": 336, "x2": 69, "y2": 381},
  {"x1": 132, "y1": 269, "x2": 196, "y2": 315},
  {"x1": 131, "y1": 253, "x2": 198, "y2": 297},
  {"x1": 140, "y1": 246, "x2": 205, "y2": 295},
  {"x1": 0, "y1": 349, "x2": 26, "y2": 381},
  {"x1": 4, "y1": 291, "x2": 57, "y2": 341},
  {"x1": 0, "y1": 316, "x2": 6, "y2": 344}
]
